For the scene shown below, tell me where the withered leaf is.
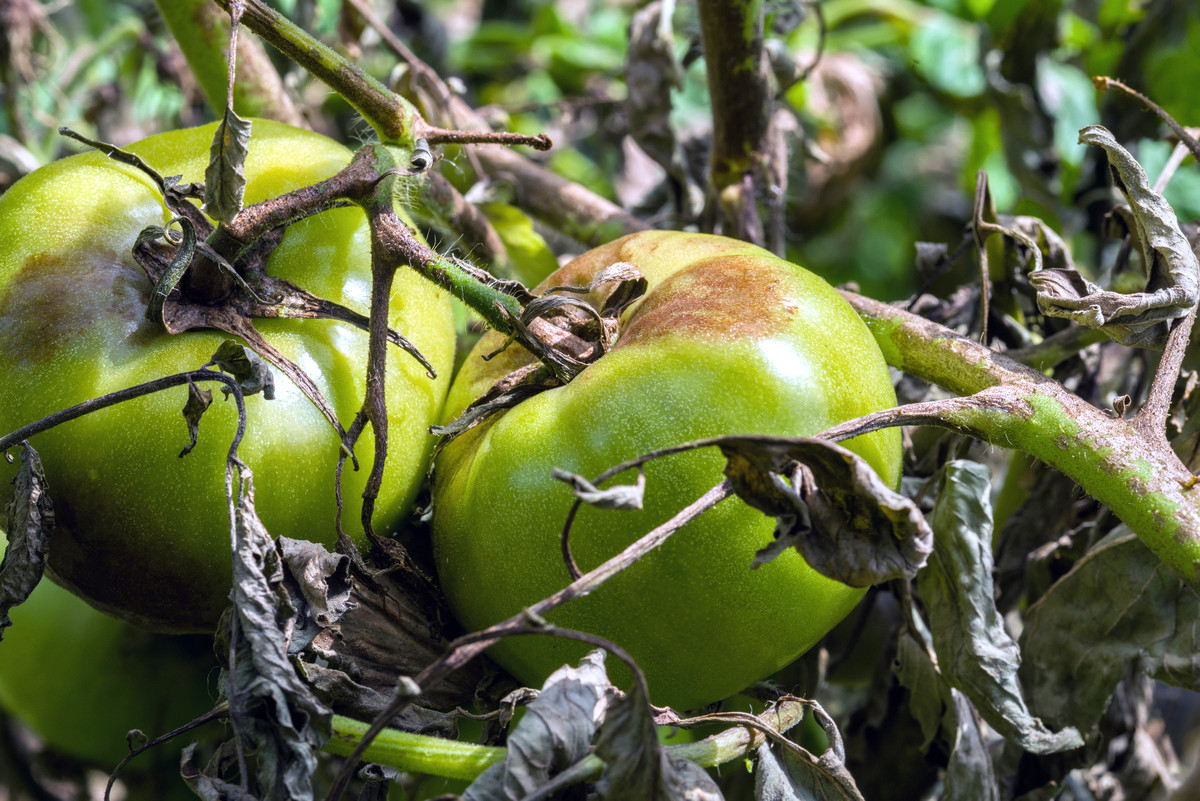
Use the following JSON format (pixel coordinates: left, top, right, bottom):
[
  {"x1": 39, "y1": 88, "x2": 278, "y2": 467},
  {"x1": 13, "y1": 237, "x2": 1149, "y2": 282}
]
[
  {"x1": 206, "y1": 339, "x2": 276, "y2": 400},
  {"x1": 1029, "y1": 125, "x2": 1199, "y2": 347},
  {"x1": 465, "y1": 650, "x2": 615, "y2": 801},
  {"x1": 1019, "y1": 528, "x2": 1200, "y2": 734},
  {"x1": 553, "y1": 467, "x2": 646, "y2": 511},
  {"x1": 216, "y1": 465, "x2": 330, "y2": 801},
  {"x1": 179, "y1": 379, "x2": 213, "y2": 458},
  {"x1": 0, "y1": 443, "x2": 53, "y2": 639},
  {"x1": 716, "y1": 435, "x2": 932, "y2": 587},
  {"x1": 205, "y1": 110, "x2": 252, "y2": 224},
  {"x1": 594, "y1": 678, "x2": 723, "y2": 801},
  {"x1": 753, "y1": 702, "x2": 863, "y2": 801},
  {"x1": 919, "y1": 461, "x2": 1082, "y2": 754}
]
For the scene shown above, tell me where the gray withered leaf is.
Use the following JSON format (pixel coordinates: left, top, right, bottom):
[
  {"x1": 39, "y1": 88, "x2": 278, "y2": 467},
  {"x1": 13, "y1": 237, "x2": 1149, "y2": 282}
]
[
  {"x1": 207, "y1": 339, "x2": 276, "y2": 400},
  {"x1": 718, "y1": 435, "x2": 931, "y2": 587},
  {"x1": 553, "y1": 466, "x2": 646, "y2": 511},
  {"x1": 182, "y1": 740, "x2": 263, "y2": 801},
  {"x1": 275, "y1": 537, "x2": 353, "y2": 647},
  {"x1": 594, "y1": 678, "x2": 723, "y2": 801},
  {"x1": 0, "y1": 443, "x2": 53, "y2": 639},
  {"x1": 205, "y1": 109, "x2": 251, "y2": 224},
  {"x1": 465, "y1": 650, "x2": 615, "y2": 801},
  {"x1": 918, "y1": 461, "x2": 1083, "y2": 754},
  {"x1": 1028, "y1": 125, "x2": 1199, "y2": 347},
  {"x1": 753, "y1": 703, "x2": 861, "y2": 801},
  {"x1": 216, "y1": 465, "x2": 330, "y2": 801},
  {"x1": 179, "y1": 379, "x2": 213, "y2": 458},
  {"x1": 1019, "y1": 527, "x2": 1200, "y2": 734}
]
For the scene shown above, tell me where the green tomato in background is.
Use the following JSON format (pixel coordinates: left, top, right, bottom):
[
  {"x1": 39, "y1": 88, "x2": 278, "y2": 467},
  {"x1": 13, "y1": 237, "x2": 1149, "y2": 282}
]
[
  {"x1": 0, "y1": 535, "x2": 217, "y2": 771},
  {"x1": 0, "y1": 120, "x2": 455, "y2": 632},
  {"x1": 432, "y1": 231, "x2": 902, "y2": 711}
]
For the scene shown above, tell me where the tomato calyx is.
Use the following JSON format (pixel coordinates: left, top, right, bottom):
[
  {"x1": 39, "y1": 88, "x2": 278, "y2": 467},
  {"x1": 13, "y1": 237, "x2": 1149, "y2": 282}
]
[{"x1": 433, "y1": 261, "x2": 650, "y2": 442}]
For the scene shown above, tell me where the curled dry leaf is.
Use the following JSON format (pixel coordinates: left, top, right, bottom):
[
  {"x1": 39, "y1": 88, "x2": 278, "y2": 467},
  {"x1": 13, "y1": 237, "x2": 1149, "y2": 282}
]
[
  {"x1": 1028, "y1": 125, "x2": 1200, "y2": 347},
  {"x1": 0, "y1": 443, "x2": 53, "y2": 638},
  {"x1": 713, "y1": 435, "x2": 932, "y2": 587}
]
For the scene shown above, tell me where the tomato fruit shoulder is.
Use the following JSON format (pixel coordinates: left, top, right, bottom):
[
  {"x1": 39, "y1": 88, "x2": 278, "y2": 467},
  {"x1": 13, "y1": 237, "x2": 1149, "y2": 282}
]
[
  {"x1": 0, "y1": 120, "x2": 454, "y2": 632},
  {"x1": 431, "y1": 230, "x2": 901, "y2": 710}
]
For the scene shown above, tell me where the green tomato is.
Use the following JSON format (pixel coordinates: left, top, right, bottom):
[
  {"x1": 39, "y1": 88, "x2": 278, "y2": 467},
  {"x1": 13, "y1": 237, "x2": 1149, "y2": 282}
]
[
  {"x1": 432, "y1": 231, "x2": 901, "y2": 711},
  {"x1": 0, "y1": 121, "x2": 454, "y2": 632},
  {"x1": 0, "y1": 535, "x2": 216, "y2": 771}
]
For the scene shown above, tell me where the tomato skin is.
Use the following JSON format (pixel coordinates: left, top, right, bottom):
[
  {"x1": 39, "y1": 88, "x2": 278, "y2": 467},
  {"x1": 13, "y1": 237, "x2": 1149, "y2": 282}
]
[
  {"x1": 0, "y1": 121, "x2": 454, "y2": 632},
  {"x1": 432, "y1": 231, "x2": 901, "y2": 711},
  {"x1": 0, "y1": 535, "x2": 217, "y2": 771}
]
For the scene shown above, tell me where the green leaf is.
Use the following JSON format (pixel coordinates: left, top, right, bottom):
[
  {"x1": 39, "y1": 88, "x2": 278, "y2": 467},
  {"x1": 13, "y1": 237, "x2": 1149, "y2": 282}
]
[
  {"x1": 1035, "y1": 59, "x2": 1098, "y2": 169},
  {"x1": 908, "y1": 14, "x2": 985, "y2": 97}
]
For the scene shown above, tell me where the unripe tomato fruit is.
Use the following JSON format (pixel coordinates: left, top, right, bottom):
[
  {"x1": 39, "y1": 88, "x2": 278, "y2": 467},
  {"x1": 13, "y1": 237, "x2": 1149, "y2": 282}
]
[
  {"x1": 0, "y1": 121, "x2": 454, "y2": 632},
  {"x1": 0, "y1": 535, "x2": 217, "y2": 770},
  {"x1": 432, "y1": 231, "x2": 901, "y2": 711}
]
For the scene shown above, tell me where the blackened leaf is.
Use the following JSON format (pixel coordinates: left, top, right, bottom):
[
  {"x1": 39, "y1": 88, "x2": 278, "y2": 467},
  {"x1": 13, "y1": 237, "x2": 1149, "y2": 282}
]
[
  {"x1": 207, "y1": 339, "x2": 276, "y2": 400},
  {"x1": 719, "y1": 436, "x2": 932, "y2": 586},
  {"x1": 217, "y1": 465, "x2": 331, "y2": 801},
  {"x1": 752, "y1": 704, "x2": 862, "y2": 801},
  {"x1": 465, "y1": 650, "x2": 614, "y2": 801},
  {"x1": 1019, "y1": 528, "x2": 1200, "y2": 733},
  {"x1": 919, "y1": 461, "x2": 1083, "y2": 754},
  {"x1": 205, "y1": 110, "x2": 251, "y2": 224},
  {"x1": 0, "y1": 443, "x2": 53, "y2": 639},
  {"x1": 594, "y1": 679, "x2": 722, "y2": 801},
  {"x1": 182, "y1": 740, "x2": 262, "y2": 801},
  {"x1": 179, "y1": 380, "x2": 213, "y2": 458},
  {"x1": 553, "y1": 467, "x2": 646, "y2": 510},
  {"x1": 1029, "y1": 125, "x2": 1200, "y2": 347}
]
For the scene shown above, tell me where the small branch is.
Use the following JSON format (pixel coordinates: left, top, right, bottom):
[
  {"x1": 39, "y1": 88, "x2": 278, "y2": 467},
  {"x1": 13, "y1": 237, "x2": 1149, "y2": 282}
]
[
  {"x1": 840, "y1": 289, "x2": 1200, "y2": 588},
  {"x1": 0, "y1": 370, "x2": 245, "y2": 455},
  {"x1": 1094, "y1": 76, "x2": 1200, "y2": 163},
  {"x1": 698, "y1": 0, "x2": 773, "y2": 242},
  {"x1": 1132, "y1": 301, "x2": 1198, "y2": 442}
]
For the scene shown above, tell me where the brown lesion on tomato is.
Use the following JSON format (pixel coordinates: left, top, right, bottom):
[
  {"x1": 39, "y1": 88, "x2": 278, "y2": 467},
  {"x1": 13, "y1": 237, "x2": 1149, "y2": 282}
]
[
  {"x1": 0, "y1": 250, "x2": 149, "y2": 365},
  {"x1": 616, "y1": 255, "x2": 797, "y2": 347}
]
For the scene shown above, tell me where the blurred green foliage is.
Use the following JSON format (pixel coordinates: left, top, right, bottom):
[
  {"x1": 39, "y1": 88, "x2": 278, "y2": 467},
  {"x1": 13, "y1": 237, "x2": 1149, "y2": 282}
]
[{"x1": 1, "y1": 0, "x2": 1196, "y2": 300}]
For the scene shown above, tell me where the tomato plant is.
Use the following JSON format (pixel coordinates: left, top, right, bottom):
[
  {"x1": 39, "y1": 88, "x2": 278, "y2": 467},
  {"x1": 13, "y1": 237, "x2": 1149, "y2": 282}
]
[
  {"x1": 0, "y1": 120, "x2": 455, "y2": 633},
  {"x1": 431, "y1": 231, "x2": 902, "y2": 710}
]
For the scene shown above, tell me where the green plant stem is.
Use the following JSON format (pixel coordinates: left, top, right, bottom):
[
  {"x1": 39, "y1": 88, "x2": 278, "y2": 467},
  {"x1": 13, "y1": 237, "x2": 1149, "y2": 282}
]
[
  {"x1": 325, "y1": 715, "x2": 504, "y2": 781},
  {"x1": 839, "y1": 289, "x2": 1200, "y2": 589},
  {"x1": 211, "y1": 0, "x2": 418, "y2": 144},
  {"x1": 325, "y1": 696, "x2": 808, "y2": 784}
]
